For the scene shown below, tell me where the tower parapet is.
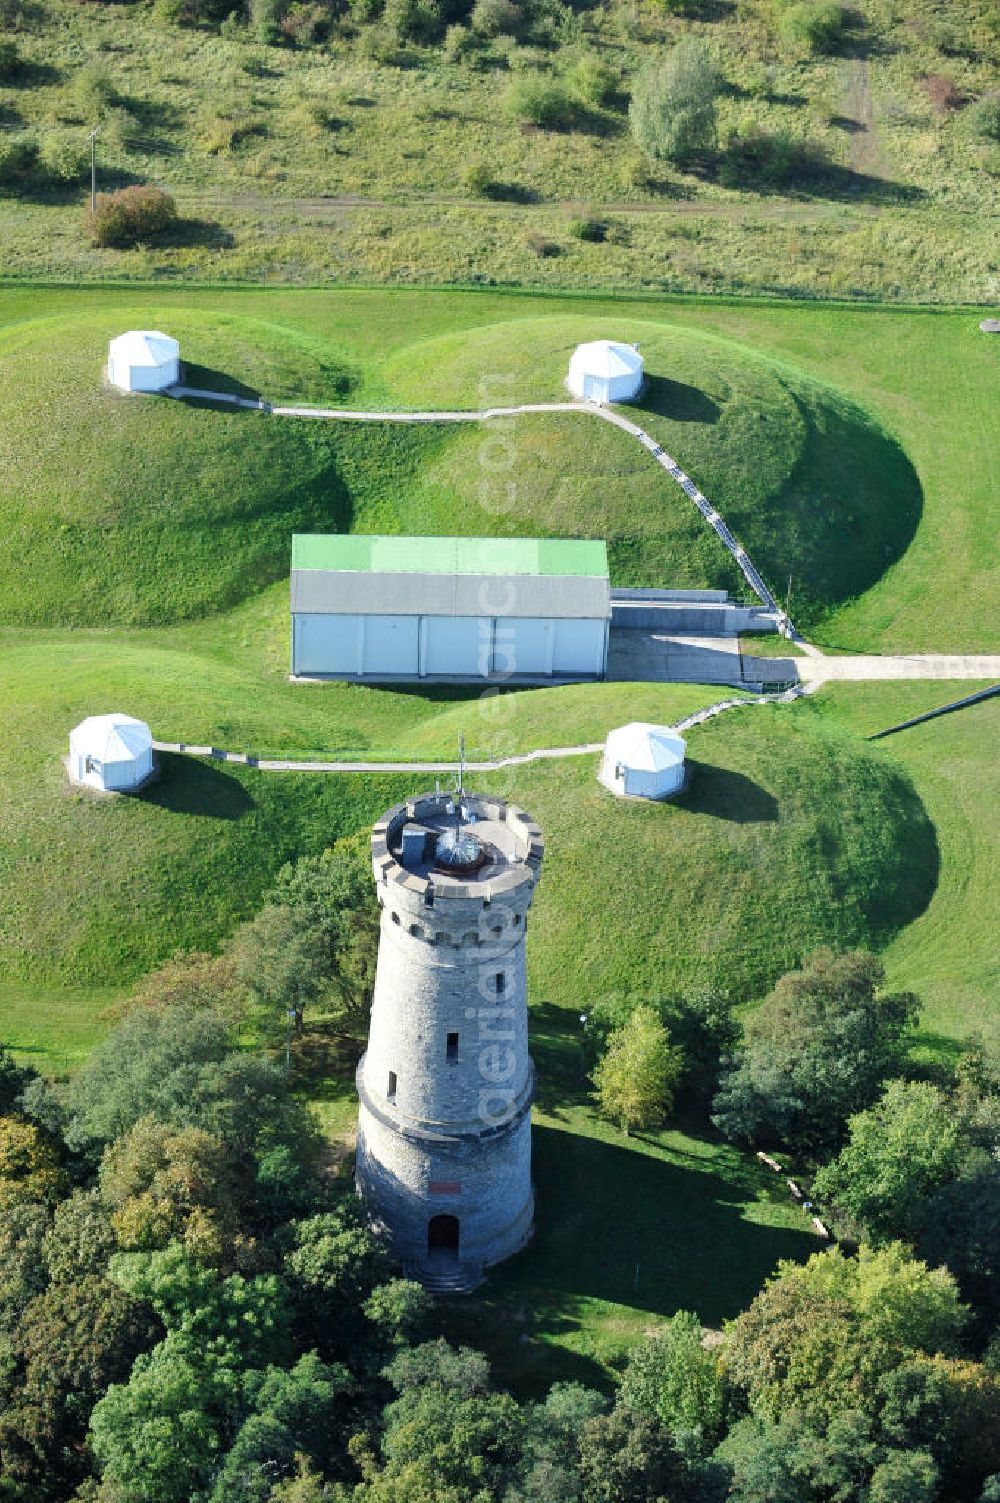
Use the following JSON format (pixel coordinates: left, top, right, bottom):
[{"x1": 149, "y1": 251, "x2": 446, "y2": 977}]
[{"x1": 357, "y1": 792, "x2": 544, "y2": 1291}]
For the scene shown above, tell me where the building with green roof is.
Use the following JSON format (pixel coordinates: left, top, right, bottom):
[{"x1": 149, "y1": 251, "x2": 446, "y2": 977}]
[{"x1": 291, "y1": 533, "x2": 610, "y2": 683}]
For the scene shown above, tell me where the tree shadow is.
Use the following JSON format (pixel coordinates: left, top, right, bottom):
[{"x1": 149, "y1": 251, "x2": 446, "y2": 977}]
[
  {"x1": 529, "y1": 1002, "x2": 593, "y2": 1117},
  {"x1": 140, "y1": 753, "x2": 254, "y2": 820},
  {"x1": 491, "y1": 1123, "x2": 818, "y2": 1334},
  {"x1": 5, "y1": 57, "x2": 60, "y2": 87},
  {"x1": 157, "y1": 216, "x2": 236, "y2": 252},
  {"x1": 483, "y1": 181, "x2": 541, "y2": 205},
  {"x1": 674, "y1": 762, "x2": 780, "y2": 824},
  {"x1": 639, "y1": 373, "x2": 721, "y2": 425},
  {"x1": 726, "y1": 150, "x2": 926, "y2": 205},
  {"x1": 829, "y1": 113, "x2": 866, "y2": 134}
]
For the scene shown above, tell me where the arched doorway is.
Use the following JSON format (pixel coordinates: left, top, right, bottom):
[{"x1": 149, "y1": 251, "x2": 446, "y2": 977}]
[{"x1": 427, "y1": 1214, "x2": 459, "y2": 1259}]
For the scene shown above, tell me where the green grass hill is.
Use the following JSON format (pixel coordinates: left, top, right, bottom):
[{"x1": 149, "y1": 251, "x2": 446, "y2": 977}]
[
  {"x1": 0, "y1": 656, "x2": 935, "y2": 1015},
  {"x1": 382, "y1": 315, "x2": 923, "y2": 627},
  {"x1": 0, "y1": 308, "x2": 445, "y2": 625},
  {"x1": 0, "y1": 308, "x2": 921, "y2": 632}
]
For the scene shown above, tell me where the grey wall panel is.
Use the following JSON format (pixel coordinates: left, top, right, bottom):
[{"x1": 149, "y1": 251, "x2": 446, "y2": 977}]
[
  {"x1": 362, "y1": 615, "x2": 419, "y2": 676},
  {"x1": 291, "y1": 569, "x2": 610, "y2": 621},
  {"x1": 293, "y1": 613, "x2": 361, "y2": 675},
  {"x1": 553, "y1": 618, "x2": 607, "y2": 675},
  {"x1": 422, "y1": 616, "x2": 491, "y2": 677},
  {"x1": 493, "y1": 618, "x2": 554, "y2": 677}
]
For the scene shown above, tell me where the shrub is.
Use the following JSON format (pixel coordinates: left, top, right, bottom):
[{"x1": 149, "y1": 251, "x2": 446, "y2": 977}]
[
  {"x1": 777, "y1": 1, "x2": 849, "y2": 56},
  {"x1": 523, "y1": 228, "x2": 559, "y2": 256},
  {"x1": 923, "y1": 72, "x2": 964, "y2": 114},
  {"x1": 349, "y1": 0, "x2": 383, "y2": 20},
  {"x1": 967, "y1": 92, "x2": 1000, "y2": 141},
  {"x1": 294, "y1": 97, "x2": 332, "y2": 136},
  {"x1": 629, "y1": 38, "x2": 720, "y2": 165},
  {"x1": 442, "y1": 19, "x2": 475, "y2": 58},
  {"x1": 197, "y1": 110, "x2": 263, "y2": 152},
  {"x1": 38, "y1": 129, "x2": 89, "y2": 183},
  {"x1": 470, "y1": 0, "x2": 521, "y2": 37},
  {"x1": 567, "y1": 213, "x2": 606, "y2": 240},
  {"x1": 0, "y1": 131, "x2": 38, "y2": 187},
  {"x1": 97, "y1": 105, "x2": 135, "y2": 155},
  {"x1": 281, "y1": 1, "x2": 331, "y2": 42},
  {"x1": 505, "y1": 76, "x2": 577, "y2": 128},
  {"x1": 0, "y1": 38, "x2": 19, "y2": 78},
  {"x1": 357, "y1": 24, "x2": 411, "y2": 60},
  {"x1": 71, "y1": 62, "x2": 119, "y2": 121},
  {"x1": 218, "y1": 9, "x2": 244, "y2": 35},
  {"x1": 566, "y1": 52, "x2": 618, "y2": 108},
  {"x1": 87, "y1": 184, "x2": 177, "y2": 247},
  {"x1": 250, "y1": 0, "x2": 282, "y2": 42},
  {"x1": 384, "y1": 0, "x2": 443, "y2": 43},
  {"x1": 0, "y1": 0, "x2": 43, "y2": 29},
  {"x1": 464, "y1": 158, "x2": 495, "y2": 195}
]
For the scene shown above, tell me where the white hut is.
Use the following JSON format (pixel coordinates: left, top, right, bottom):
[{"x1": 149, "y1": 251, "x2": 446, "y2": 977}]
[
  {"x1": 107, "y1": 331, "x2": 180, "y2": 393},
  {"x1": 68, "y1": 714, "x2": 154, "y2": 792},
  {"x1": 599, "y1": 722, "x2": 686, "y2": 801},
  {"x1": 567, "y1": 340, "x2": 644, "y2": 404}
]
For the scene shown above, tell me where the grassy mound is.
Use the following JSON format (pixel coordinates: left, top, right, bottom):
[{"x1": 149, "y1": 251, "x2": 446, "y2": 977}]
[
  {"x1": 382, "y1": 316, "x2": 922, "y2": 627},
  {"x1": 0, "y1": 308, "x2": 443, "y2": 627},
  {"x1": 0, "y1": 663, "x2": 935, "y2": 1009},
  {"x1": 503, "y1": 702, "x2": 938, "y2": 1011}
]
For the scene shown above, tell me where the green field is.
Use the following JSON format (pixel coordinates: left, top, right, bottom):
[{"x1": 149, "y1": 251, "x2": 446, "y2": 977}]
[
  {"x1": 1, "y1": 0, "x2": 999, "y2": 298},
  {"x1": 0, "y1": 282, "x2": 995, "y2": 1378}
]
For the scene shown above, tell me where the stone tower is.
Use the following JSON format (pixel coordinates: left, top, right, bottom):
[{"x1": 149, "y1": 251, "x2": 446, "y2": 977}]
[{"x1": 356, "y1": 790, "x2": 544, "y2": 1292}]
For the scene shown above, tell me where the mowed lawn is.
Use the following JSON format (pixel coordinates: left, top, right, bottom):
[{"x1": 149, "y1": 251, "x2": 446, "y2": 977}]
[{"x1": 812, "y1": 683, "x2": 1000, "y2": 1054}]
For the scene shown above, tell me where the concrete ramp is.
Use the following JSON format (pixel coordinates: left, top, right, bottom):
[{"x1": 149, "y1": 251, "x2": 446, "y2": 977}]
[{"x1": 608, "y1": 630, "x2": 744, "y2": 684}]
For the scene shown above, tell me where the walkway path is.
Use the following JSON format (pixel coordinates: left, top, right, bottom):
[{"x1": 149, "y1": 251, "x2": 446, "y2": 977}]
[{"x1": 797, "y1": 655, "x2": 1000, "y2": 682}]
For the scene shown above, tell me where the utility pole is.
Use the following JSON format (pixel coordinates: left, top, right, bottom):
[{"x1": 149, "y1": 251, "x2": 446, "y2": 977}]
[{"x1": 87, "y1": 126, "x2": 101, "y2": 216}]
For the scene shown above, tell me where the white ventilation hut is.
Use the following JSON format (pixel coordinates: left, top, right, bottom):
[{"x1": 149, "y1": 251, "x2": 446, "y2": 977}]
[
  {"x1": 567, "y1": 340, "x2": 644, "y2": 404},
  {"x1": 107, "y1": 331, "x2": 180, "y2": 393},
  {"x1": 599, "y1": 723, "x2": 686, "y2": 801},
  {"x1": 68, "y1": 714, "x2": 154, "y2": 792}
]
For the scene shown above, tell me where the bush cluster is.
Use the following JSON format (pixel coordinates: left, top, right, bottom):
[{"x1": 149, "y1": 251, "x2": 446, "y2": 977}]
[
  {"x1": 505, "y1": 75, "x2": 577, "y2": 128},
  {"x1": 629, "y1": 38, "x2": 720, "y2": 165},
  {"x1": 777, "y1": 0, "x2": 849, "y2": 56},
  {"x1": 87, "y1": 185, "x2": 177, "y2": 247}
]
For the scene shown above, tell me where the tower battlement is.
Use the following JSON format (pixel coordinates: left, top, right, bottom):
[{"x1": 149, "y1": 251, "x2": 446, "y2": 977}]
[{"x1": 371, "y1": 793, "x2": 543, "y2": 934}]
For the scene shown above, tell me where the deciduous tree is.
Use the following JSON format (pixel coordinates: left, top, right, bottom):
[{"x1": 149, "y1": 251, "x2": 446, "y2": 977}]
[
  {"x1": 629, "y1": 39, "x2": 720, "y2": 165},
  {"x1": 712, "y1": 949, "x2": 917, "y2": 1152},
  {"x1": 593, "y1": 1006, "x2": 683, "y2": 1135}
]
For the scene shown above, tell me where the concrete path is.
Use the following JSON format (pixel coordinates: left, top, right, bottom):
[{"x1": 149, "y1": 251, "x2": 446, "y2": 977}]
[
  {"x1": 152, "y1": 738, "x2": 608, "y2": 773},
  {"x1": 797, "y1": 655, "x2": 1000, "y2": 682}
]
